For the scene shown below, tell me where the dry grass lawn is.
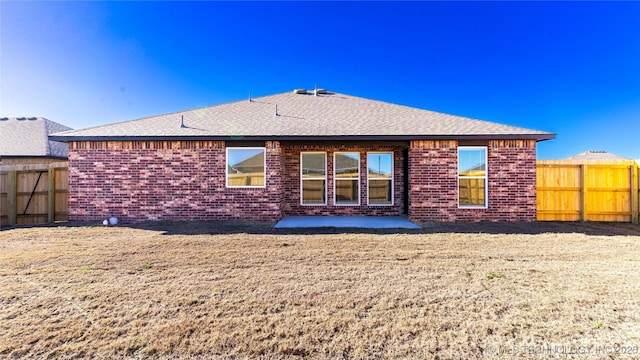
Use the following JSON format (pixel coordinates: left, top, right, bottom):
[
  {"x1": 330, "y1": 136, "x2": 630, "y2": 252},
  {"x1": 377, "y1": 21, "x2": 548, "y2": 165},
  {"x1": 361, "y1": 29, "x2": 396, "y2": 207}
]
[{"x1": 1, "y1": 221, "x2": 639, "y2": 359}]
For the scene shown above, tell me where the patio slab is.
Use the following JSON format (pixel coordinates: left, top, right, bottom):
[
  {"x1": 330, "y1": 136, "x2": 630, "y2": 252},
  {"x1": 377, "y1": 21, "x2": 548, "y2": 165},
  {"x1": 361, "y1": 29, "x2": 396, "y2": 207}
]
[{"x1": 274, "y1": 216, "x2": 422, "y2": 229}]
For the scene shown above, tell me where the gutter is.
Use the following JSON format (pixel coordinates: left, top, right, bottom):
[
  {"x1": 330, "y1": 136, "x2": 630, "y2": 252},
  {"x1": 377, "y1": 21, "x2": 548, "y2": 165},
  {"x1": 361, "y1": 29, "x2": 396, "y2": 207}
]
[{"x1": 49, "y1": 133, "x2": 556, "y2": 143}]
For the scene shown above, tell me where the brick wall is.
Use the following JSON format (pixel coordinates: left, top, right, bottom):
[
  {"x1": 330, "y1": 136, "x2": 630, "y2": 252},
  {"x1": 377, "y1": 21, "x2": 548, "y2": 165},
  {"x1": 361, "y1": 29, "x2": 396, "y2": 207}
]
[
  {"x1": 408, "y1": 139, "x2": 537, "y2": 222},
  {"x1": 281, "y1": 144, "x2": 404, "y2": 216},
  {"x1": 67, "y1": 139, "x2": 536, "y2": 223},
  {"x1": 486, "y1": 140, "x2": 537, "y2": 221},
  {"x1": 408, "y1": 140, "x2": 458, "y2": 221},
  {"x1": 67, "y1": 141, "x2": 283, "y2": 223}
]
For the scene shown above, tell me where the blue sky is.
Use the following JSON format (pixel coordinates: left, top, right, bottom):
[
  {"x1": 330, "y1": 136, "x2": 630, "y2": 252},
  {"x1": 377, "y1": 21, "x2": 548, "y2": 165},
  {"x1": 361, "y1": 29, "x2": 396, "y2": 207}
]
[{"x1": 1, "y1": 1, "x2": 639, "y2": 159}]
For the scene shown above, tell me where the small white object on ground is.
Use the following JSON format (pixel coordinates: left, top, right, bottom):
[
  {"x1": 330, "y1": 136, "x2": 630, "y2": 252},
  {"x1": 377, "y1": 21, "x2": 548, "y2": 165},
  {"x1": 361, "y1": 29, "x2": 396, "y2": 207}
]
[
  {"x1": 109, "y1": 217, "x2": 118, "y2": 225},
  {"x1": 103, "y1": 220, "x2": 108, "y2": 226}
]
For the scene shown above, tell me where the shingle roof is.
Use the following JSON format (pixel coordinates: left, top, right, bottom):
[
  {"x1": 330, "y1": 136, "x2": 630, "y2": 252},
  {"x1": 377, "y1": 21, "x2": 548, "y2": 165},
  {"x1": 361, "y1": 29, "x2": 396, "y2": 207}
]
[
  {"x1": 230, "y1": 152, "x2": 264, "y2": 173},
  {"x1": 50, "y1": 90, "x2": 554, "y2": 141},
  {"x1": 0, "y1": 117, "x2": 73, "y2": 158},
  {"x1": 566, "y1": 150, "x2": 630, "y2": 161}
]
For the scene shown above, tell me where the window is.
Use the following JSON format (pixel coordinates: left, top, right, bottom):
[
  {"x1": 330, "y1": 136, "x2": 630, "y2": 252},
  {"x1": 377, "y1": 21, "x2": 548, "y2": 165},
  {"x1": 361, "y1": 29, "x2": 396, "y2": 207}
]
[
  {"x1": 226, "y1": 147, "x2": 266, "y2": 187},
  {"x1": 334, "y1": 152, "x2": 360, "y2": 205},
  {"x1": 367, "y1": 152, "x2": 393, "y2": 205},
  {"x1": 458, "y1": 147, "x2": 487, "y2": 207},
  {"x1": 301, "y1": 152, "x2": 327, "y2": 205}
]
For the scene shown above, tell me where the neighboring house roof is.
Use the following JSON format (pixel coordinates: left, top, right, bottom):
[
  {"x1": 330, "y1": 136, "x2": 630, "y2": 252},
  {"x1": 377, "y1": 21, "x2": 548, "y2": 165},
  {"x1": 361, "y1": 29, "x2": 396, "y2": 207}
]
[
  {"x1": 565, "y1": 150, "x2": 630, "y2": 161},
  {"x1": 229, "y1": 152, "x2": 264, "y2": 173},
  {"x1": 299, "y1": 153, "x2": 361, "y2": 175},
  {"x1": 0, "y1": 117, "x2": 73, "y2": 158},
  {"x1": 301, "y1": 153, "x2": 326, "y2": 175},
  {"x1": 335, "y1": 154, "x2": 359, "y2": 174},
  {"x1": 460, "y1": 163, "x2": 486, "y2": 177},
  {"x1": 50, "y1": 89, "x2": 554, "y2": 142}
]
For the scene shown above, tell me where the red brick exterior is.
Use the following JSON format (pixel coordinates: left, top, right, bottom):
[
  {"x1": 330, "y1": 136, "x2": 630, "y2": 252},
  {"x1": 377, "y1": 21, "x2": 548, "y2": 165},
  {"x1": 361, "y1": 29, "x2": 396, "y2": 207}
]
[
  {"x1": 67, "y1": 139, "x2": 537, "y2": 223},
  {"x1": 408, "y1": 139, "x2": 537, "y2": 222},
  {"x1": 408, "y1": 140, "x2": 459, "y2": 221},
  {"x1": 67, "y1": 141, "x2": 283, "y2": 222},
  {"x1": 486, "y1": 140, "x2": 537, "y2": 221}
]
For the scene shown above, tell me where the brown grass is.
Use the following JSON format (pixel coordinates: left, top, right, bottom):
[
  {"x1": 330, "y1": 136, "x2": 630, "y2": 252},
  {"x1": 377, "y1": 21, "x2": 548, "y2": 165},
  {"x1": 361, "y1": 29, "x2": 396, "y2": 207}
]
[{"x1": 1, "y1": 221, "x2": 639, "y2": 359}]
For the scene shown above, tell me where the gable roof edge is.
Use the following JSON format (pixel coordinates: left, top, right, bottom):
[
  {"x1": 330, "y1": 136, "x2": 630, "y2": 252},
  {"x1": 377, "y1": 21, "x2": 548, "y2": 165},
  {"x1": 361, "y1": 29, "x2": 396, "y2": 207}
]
[{"x1": 49, "y1": 133, "x2": 555, "y2": 143}]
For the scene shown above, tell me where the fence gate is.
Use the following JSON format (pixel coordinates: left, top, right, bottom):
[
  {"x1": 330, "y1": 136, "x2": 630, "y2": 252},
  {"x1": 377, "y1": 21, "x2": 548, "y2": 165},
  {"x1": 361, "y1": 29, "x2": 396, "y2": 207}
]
[{"x1": 0, "y1": 162, "x2": 68, "y2": 226}]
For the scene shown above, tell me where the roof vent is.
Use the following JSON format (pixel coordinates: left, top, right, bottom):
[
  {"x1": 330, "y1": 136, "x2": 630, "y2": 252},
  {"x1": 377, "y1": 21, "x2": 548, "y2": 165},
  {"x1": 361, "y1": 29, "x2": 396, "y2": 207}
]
[
  {"x1": 294, "y1": 87, "x2": 329, "y2": 95},
  {"x1": 27, "y1": 117, "x2": 37, "y2": 120},
  {"x1": 0, "y1": 117, "x2": 8, "y2": 121},
  {"x1": 16, "y1": 117, "x2": 26, "y2": 121}
]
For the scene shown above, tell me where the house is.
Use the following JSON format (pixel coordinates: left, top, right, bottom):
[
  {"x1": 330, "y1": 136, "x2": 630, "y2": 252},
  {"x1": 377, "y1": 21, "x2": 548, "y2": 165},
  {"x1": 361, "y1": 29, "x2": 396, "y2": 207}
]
[
  {"x1": 0, "y1": 117, "x2": 72, "y2": 165},
  {"x1": 565, "y1": 150, "x2": 632, "y2": 162},
  {"x1": 50, "y1": 89, "x2": 554, "y2": 223}
]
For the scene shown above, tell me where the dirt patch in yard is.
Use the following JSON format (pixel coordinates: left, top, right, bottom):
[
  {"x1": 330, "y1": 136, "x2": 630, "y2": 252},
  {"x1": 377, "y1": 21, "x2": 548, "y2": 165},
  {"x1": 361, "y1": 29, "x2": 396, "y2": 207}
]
[{"x1": 1, "y1": 222, "x2": 639, "y2": 359}]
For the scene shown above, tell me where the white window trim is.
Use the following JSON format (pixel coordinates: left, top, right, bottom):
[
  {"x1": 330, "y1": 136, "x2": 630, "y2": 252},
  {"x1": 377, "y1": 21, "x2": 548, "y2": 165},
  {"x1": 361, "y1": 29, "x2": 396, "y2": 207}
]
[
  {"x1": 225, "y1": 147, "x2": 267, "y2": 188},
  {"x1": 334, "y1": 151, "x2": 360, "y2": 206},
  {"x1": 458, "y1": 146, "x2": 488, "y2": 209},
  {"x1": 300, "y1": 151, "x2": 327, "y2": 206},
  {"x1": 367, "y1": 151, "x2": 394, "y2": 206}
]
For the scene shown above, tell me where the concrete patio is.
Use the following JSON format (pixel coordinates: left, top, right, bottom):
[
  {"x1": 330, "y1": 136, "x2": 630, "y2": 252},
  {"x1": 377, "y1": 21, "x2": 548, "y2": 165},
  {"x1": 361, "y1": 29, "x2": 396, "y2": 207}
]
[{"x1": 274, "y1": 216, "x2": 422, "y2": 229}]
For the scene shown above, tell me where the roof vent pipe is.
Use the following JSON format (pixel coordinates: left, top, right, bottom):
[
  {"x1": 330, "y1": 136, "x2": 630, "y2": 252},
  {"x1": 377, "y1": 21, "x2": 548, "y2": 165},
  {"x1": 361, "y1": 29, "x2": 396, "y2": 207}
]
[
  {"x1": 314, "y1": 84, "x2": 318, "y2": 96},
  {"x1": 180, "y1": 115, "x2": 186, "y2": 128}
]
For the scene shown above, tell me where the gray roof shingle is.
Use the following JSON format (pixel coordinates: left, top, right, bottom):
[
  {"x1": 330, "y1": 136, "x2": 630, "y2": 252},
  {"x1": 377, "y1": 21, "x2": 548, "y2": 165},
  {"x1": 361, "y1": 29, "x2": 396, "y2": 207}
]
[
  {"x1": 0, "y1": 117, "x2": 73, "y2": 158},
  {"x1": 566, "y1": 150, "x2": 630, "y2": 161},
  {"x1": 50, "y1": 90, "x2": 554, "y2": 141}
]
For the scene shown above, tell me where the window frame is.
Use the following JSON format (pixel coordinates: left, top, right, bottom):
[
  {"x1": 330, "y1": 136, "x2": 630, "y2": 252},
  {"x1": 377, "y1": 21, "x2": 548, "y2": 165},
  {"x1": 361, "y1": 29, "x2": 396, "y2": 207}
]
[
  {"x1": 300, "y1": 151, "x2": 327, "y2": 206},
  {"x1": 457, "y1": 146, "x2": 488, "y2": 208},
  {"x1": 367, "y1": 151, "x2": 394, "y2": 206},
  {"x1": 225, "y1": 147, "x2": 267, "y2": 188},
  {"x1": 333, "y1": 151, "x2": 361, "y2": 206}
]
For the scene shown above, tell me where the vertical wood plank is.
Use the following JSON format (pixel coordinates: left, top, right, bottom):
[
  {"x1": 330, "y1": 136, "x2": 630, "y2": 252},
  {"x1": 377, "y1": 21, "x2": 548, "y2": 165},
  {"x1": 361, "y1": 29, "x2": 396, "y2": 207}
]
[
  {"x1": 48, "y1": 167, "x2": 56, "y2": 223},
  {"x1": 580, "y1": 164, "x2": 587, "y2": 222},
  {"x1": 7, "y1": 170, "x2": 17, "y2": 225},
  {"x1": 632, "y1": 164, "x2": 639, "y2": 224}
]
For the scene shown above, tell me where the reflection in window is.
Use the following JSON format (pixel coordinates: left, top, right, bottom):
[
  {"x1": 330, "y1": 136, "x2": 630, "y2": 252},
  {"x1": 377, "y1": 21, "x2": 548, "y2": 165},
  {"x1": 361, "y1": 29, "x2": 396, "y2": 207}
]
[
  {"x1": 301, "y1": 152, "x2": 326, "y2": 205},
  {"x1": 335, "y1": 152, "x2": 360, "y2": 205},
  {"x1": 226, "y1": 148, "x2": 265, "y2": 187},
  {"x1": 458, "y1": 147, "x2": 487, "y2": 207},
  {"x1": 368, "y1": 152, "x2": 393, "y2": 205}
]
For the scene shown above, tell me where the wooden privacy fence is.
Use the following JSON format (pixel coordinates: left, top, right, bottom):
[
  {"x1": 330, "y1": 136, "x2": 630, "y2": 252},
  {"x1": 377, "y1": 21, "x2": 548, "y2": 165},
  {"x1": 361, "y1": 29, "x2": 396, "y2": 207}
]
[
  {"x1": 0, "y1": 162, "x2": 68, "y2": 226},
  {"x1": 227, "y1": 172, "x2": 265, "y2": 187},
  {"x1": 537, "y1": 160, "x2": 639, "y2": 223}
]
